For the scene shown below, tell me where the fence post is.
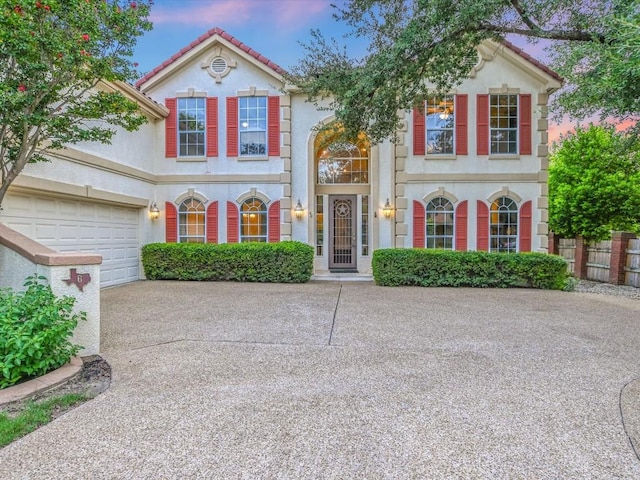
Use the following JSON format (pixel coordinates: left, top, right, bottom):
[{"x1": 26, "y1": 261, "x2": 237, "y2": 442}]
[
  {"x1": 574, "y1": 235, "x2": 589, "y2": 279},
  {"x1": 609, "y1": 231, "x2": 637, "y2": 285},
  {"x1": 548, "y1": 231, "x2": 560, "y2": 255}
]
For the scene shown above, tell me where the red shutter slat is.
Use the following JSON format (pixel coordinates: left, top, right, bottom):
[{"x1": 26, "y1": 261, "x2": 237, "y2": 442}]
[
  {"x1": 165, "y1": 98, "x2": 177, "y2": 158},
  {"x1": 455, "y1": 94, "x2": 468, "y2": 155},
  {"x1": 206, "y1": 97, "x2": 218, "y2": 157},
  {"x1": 519, "y1": 94, "x2": 532, "y2": 155},
  {"x1": 226, "y1": 97, "x2": 238, "y2": 157},
  {"x1": 477, "y1": 94, "x2": 489, "y2": 155},
  {"x1": 476, "y1": 200, "x2": 489, "y2": 251},
  {"x1": 413, "y1": 200, "x2": 425, "y2": 248},
  {"x1": 268, "y1": 200, "x2": 280, "y2": 243},
  {"x1": 455, "y1": 200, "x2": 468, "y2": 251},
  {"x1": 206, "y1": 201, "x2": 218, "y2": 244},
  {"x1": 413, "y1": 106, "x2": 425, "y2": 156},
  {"x1": 519, "y1": 200, "x2": 532, "y2": 252},
  {"x1": 268, "y1": 96, "x2": 280, "y2": 156},
  {"x1": 165, "y1": 202, "x2": 177, "y2": 243},
  {"x1": 227, "y1": 201, "x2": 239, "y2": 243}
]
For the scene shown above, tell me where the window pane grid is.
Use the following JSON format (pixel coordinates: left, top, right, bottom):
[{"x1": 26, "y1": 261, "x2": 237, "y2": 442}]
[
  {"x1": 240, "y1": 197, "x2": 267, "y2": 243},
  {"x1": 317, "y1": 142, "x2": 368, "y2": 184},
  {"x1": 425, "y1": 197, "x2": 454, "y2": 250},
  {"x1": 178, "y1": 198, "x2": 205, "y2": 243},
  {"x1": 490, "y1": 197, "x2": 518, "y2": 253},
  {"x1": 490, "y1": 94, "x2": 518, "y2": 154},
  {"x1": 178, "y1": 98, "x2": 205, "y2": 157},
  {"x1": 426, "y1": 95, "x2": 455, "y2": 154},
  {"x1": 361, "y1": 195, "x2": 369, "y2": 256},
  {"x1": 239, "y1": 97, "x2": 267, "y2": 156},
  {"x1": 316, "y1": 195, "x2": 324, "y2": 256}
]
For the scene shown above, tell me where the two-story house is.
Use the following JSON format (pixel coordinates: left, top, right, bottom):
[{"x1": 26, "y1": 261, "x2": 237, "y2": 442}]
[{"x1": 0, "y1": 28, "x2": 562, "y2": 286}]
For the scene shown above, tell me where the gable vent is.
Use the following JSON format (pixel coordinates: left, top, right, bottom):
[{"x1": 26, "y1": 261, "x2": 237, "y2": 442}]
[{"x1": 210, "y1": 57, "x2": 228, "y2": 74}]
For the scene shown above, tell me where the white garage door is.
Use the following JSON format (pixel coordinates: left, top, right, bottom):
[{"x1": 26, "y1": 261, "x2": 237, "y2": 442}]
[{"x1": 1, "y1": 193, "x2": 141, "y2": 287}]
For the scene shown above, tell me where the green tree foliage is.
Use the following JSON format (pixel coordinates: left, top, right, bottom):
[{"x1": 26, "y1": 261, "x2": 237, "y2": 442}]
[
  {"x1": 288, "y1": 0, "x2": 638, "y2": 142},
  {"x1": 548, "y1": 124, "x2": 640, "y2": 241},
  {"x1": 0, "y1": 0, "x2": 153, "y2": 207}
]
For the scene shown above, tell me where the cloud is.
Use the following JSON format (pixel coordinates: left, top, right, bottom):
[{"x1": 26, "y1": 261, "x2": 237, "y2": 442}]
[{"x1": 150, "y1": 0, "x2": 329, "y2": 30}]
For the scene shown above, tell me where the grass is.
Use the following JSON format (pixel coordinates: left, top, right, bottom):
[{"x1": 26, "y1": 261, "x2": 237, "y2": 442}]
[{"x1": 0, "y1": 393, "x2": 88, "y2": 448}]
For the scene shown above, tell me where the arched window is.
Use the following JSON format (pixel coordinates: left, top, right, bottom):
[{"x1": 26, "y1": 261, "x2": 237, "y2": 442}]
[
  {"x1": 315, "y1": 127, "x2": 369, "y2": 185},
  {"x1": 426, "y1": 197, "x2": 454, "y2": 249},
  {"x1": 240, "y1": 197, "x2": 267, "y2": 242},
  {"x1": 179, "y1": 198, "x2": 205, "y2": 243},
  {"x1": 490, "y1": 197, "x2": 518, "y2": 252}
]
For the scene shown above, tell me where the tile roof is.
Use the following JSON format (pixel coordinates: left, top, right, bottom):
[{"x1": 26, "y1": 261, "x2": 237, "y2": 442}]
[
  {"x1": 500, "y1": 38, "x2": 563, "y2": 83},
  {"x1": 135, "y1": 27, "x2": 285, "y2": 88}
]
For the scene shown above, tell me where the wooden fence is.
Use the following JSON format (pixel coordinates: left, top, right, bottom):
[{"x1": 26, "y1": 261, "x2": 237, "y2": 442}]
[
  {"x1": 627, "y1": 239, "x2": 640, "y2": 288},
  {"x1": 550, "y1": 232, "x2": 639, "y2": 288}
]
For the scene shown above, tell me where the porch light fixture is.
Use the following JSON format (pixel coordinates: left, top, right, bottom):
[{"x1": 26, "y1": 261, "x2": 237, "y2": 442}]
[
  {"x1": 294, "y1": 199, "x2": 304, "y2": 219},
  {"x1": 383, "y1": 198, "x2": 393, "y2": 219},
  {"x1": 149, "y1": 202, "x2": 160, "y2": 221}
]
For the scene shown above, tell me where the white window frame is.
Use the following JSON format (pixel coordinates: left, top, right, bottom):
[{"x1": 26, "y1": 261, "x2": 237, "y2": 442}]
[
  {"x1": 490, "y1": 94, "x2": 518, "y2": 155},
  {"x1": 425, "y1": 197, "x2": 455, "y2": 249},
  {"x1": 177, "y1": 97, "x2": 206, "y2": 157},
  {"x1": 425, "y1": 95, "x2": 455, "y2": 155},
  {"x1": 178, "y1": 198, "x2": 205, "y2": 243},
  {"x1": 240, "y1": 197, "x2": 267, "y2": 243},
  {"x1": 239, "y1": 96, "x2": 267, "y2": 157},
  {"x1": 490, "y1": 196, "x2": 518, "y2": 253}
]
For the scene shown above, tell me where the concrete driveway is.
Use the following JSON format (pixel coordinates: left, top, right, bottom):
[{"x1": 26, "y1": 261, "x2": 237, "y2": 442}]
[{"x1": 1, "y1": 281, "x2": 640, "y2": 478}]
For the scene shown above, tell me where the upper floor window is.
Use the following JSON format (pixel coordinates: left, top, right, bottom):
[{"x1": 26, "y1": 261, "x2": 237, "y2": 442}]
[
  {"x1": 178, "y1": 98, "x2": 206, "y2": 157},
  {"x1": 240, "y1": 197, "x2": 267, "y2": 242},
  {"x1": 426, "y1": 96, "x2": 455, "y2": 154},
  {"x1": 179, "y1": 198, "x2": 205, "y2": 243},
  {"x1": 426, "y1": 197, "x2": 454, "y2": 249},
  {"x1": 317, "y1": 141, "x2": 369, "y2": 184},
  {"x1": 239, "y1": 96, "x2": 267, "y2": 156},
  {"x1": 490, "y1": 94, "x2": 518, "y2": 154},
  {"x1": 490, "y1": 196, "x2": 518, "y2": 253}
]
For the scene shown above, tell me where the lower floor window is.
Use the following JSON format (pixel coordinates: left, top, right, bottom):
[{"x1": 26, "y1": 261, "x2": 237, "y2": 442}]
[
  {"x1": 179, "y1": 198, "x2": 205, "y2": 243},
  {"x1": 490, "y1": 196, "x2": 518, "y2": 252},
  {"x1": 426, "y1": 197, "x2": 454, "y2": 249},
  {"x1": 241, "y1": 197, "x2": 267, "y2": 242}
]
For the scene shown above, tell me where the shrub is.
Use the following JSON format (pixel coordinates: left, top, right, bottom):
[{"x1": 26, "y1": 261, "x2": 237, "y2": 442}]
[
  {"x1": 372, "y1": 249, "x2": 569, "y2": 289},
  {"x1": 141, "y1": 241, "x2": 314, "y2": 283},
  {"x1": 0, "y1": 276, "x2": 85, "y2": 389}
]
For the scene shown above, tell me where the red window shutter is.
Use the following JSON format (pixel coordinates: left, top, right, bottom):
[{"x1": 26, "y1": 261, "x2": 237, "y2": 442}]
[
  {"x1": 455, "y1": 94, "x2": 468, "y2": 155},
  {"x1": 206, "y1": 97, "x2": 218, "y2": 157},
  {"x1": 476, "y1": 200, "x2": 489, "y2": 251},
  {"x1": 455, "y1": 200, "x2": 468, "y2": 251},
  {"x1": 226, "y1": 97, "x2": 238, "y2": 157},
  {"x1": 165, "y1": 98, "x2": 177, "y2": 158},
  {"x1": 519, "y1": 94, "x2": 532, "y2": 155},
  {"x1": 413, "y1": 106, "x2": 425, "y2": 155},
  {"x1": 413, "y1": 200, "x2": 425, "y2": 248},
  {"x1": 206, "y1": 201, "x2": 218, "y2": 244},
  {"x1": 165, "y1": 202, "x2": 177, "y2": 243},
  {"x1": 477, "y1": 94, "x2": 489, "y2": 155},
  {"x1": 226, "y1": 201, "x2": 239, "y2": 243},
  {"x1": 268, "y1": 96, "x2": 280, "y2": 156},
  {"x1": 519, "y1": 200, "x2": 532, "y2": 252},
  {"x1": 268, "y1": 200, "x2": 280, "y2": 243}
]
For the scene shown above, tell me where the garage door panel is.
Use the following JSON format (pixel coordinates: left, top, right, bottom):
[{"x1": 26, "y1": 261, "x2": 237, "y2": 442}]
[{"x1": 1, "y1": 194, "x2": 141, "y2": 287}]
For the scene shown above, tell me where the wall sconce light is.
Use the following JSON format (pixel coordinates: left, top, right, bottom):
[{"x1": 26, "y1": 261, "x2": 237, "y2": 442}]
[
  {"x1": 149, "y1": 202, "x2": 160, "y2": 221},
  {"x1": 294, "y1": 199, "x2": 304, "y2": 219},
  {"x1": 383, "y1": 198, "x2": 393, "y2": 219}
]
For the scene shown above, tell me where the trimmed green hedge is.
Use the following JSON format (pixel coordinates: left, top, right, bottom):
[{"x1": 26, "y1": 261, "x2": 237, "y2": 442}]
[
  {"x1": 372, "y1": 249, "x2": 569, "y2": 289},
  {"x1": 141, "y1": 241, "x2": 314, "y2": 283}
]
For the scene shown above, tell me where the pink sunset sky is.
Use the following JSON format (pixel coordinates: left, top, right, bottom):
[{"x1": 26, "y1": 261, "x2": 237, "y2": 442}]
[{"x1": 132, "y1": 0, "x2": 601, "y2": 143}]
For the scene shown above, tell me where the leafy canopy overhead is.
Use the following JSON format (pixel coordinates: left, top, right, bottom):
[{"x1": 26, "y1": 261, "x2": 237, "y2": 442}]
[
  {"x1": 548, "y1": 124, "x2": 640, "y2": 241},
  {"x1": 0, "y1": 0, "x2": 153, "y2": 207},
  {"x1": 288, "y1": 0, "x2": 638, "y2": 142}
]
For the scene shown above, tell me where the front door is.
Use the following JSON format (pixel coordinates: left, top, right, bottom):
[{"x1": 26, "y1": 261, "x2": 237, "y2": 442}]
[{"x1": 329, "y1": 195, "x2": 357, "y2": 271}]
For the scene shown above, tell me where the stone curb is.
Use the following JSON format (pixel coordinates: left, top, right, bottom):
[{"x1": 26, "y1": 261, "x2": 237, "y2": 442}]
[{"x1": 0, "y1": 357, "x2": 83, "y2": 406}]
